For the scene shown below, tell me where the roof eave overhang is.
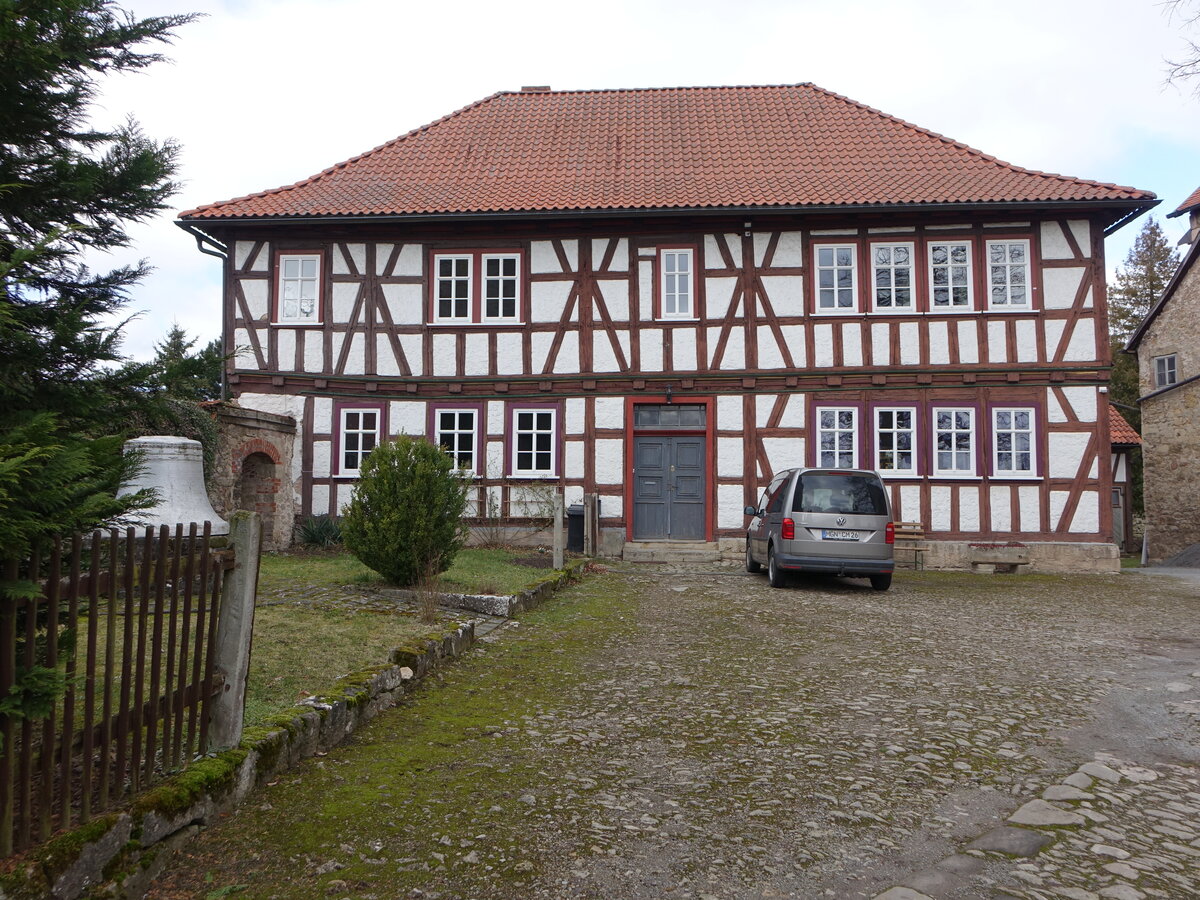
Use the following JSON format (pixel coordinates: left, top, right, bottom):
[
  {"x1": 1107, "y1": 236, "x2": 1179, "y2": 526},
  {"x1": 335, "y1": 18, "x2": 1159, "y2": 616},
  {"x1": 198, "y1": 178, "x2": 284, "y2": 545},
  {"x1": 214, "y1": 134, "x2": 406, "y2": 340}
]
[{"x1": 177, "y1": 197, "x2": 1158, "y2": 234}]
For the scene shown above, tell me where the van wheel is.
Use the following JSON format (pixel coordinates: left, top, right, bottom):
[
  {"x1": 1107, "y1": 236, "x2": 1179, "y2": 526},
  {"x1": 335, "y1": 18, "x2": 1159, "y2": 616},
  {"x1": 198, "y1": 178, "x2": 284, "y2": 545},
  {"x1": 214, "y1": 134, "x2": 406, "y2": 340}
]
[
  {"x1": 767, "y1": 546, "x2": 788, "y2": 588},
  {"x1": 870, "y1": 573, "x2": 892, "y2": 592},
  {"x1": 746, "y1": 540, "x2": 762, "y2": 573}
]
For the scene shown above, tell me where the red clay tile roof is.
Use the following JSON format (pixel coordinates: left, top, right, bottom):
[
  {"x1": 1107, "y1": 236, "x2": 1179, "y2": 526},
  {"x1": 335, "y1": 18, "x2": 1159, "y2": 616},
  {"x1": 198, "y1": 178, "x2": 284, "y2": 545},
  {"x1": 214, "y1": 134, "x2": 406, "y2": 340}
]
[
  {"x1": 180, "y1": 84, "x2": 1155, "y2": 221},
  {"x1": 1109, "y1": 405, "x2": 1141, "y2": 445},
  {"x1": 1168, "y1": 184, "x2": 1200, "y2": 218}
]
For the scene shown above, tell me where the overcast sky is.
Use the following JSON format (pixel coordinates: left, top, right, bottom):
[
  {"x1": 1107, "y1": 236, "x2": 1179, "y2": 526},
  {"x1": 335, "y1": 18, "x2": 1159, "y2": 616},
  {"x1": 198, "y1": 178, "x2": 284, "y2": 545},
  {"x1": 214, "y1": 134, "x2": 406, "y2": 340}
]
[{"x1": 90, "y1": 0, "x2": 1200, "y2": 360}]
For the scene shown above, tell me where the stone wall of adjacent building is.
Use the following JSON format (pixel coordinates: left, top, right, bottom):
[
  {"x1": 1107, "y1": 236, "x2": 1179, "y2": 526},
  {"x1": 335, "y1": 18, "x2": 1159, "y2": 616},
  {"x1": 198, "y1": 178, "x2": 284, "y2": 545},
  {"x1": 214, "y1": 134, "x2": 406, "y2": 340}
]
[{"x1": 208, "y1": 404, "x2": 297, "y2": 550}]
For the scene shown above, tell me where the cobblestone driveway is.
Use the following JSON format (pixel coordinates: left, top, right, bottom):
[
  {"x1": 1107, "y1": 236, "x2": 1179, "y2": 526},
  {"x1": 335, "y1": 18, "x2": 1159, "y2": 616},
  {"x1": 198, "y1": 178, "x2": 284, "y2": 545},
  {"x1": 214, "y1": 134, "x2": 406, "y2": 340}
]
[{"x1": 149, "y1": 566, "x2": 1200, "y2": 900}]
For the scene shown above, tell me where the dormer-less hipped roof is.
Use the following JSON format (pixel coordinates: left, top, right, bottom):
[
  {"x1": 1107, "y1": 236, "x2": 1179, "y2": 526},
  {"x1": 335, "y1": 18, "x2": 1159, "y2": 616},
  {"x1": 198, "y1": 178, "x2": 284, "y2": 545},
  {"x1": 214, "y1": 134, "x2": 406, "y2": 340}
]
[{"x1": 179, "y1": 84, "x2": 1155, "y2": 228}]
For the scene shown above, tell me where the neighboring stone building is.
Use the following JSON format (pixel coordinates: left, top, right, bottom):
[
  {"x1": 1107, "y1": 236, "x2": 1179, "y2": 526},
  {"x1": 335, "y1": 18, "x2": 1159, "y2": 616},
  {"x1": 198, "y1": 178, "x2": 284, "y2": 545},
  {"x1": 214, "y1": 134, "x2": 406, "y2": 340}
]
[
  {"x1": 207, "y1": 403, "x2": 297, "y2": 550},
  {"x1": 1125, "y1": 187, "x2": 1200, "y2": 563}
]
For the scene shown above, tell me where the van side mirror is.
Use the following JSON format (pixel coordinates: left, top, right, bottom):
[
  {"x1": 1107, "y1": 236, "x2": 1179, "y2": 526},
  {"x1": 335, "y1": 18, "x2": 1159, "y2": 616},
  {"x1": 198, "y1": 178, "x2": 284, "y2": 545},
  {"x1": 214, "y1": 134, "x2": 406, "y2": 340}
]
[{"x1": 743, "y1": 505, "x2": 762, "y2": 518}]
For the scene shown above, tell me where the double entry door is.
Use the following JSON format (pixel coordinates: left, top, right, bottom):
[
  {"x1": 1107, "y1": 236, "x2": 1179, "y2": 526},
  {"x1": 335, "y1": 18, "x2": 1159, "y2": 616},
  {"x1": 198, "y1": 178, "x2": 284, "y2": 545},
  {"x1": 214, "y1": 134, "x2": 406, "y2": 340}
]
[{"x1": 632, "y1": 434, "x2": 706, "y2": 541}]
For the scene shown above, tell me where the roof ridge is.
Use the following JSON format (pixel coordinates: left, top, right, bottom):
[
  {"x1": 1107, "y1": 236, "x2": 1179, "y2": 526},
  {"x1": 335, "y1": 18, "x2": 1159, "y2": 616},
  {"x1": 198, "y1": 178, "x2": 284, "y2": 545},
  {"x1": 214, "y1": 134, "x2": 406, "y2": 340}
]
[
  {"x1": 801, "y1": 82, "x2": 1147, "y2": 198},
  {"x1": 178, "y1": 91, "x2": 510, "y2": 218}
]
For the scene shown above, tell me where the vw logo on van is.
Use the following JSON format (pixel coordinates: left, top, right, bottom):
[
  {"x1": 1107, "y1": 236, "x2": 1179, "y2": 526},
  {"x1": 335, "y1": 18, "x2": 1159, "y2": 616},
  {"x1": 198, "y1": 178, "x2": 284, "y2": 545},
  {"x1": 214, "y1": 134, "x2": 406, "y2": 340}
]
[{"x1": 836, "y1": 516, "x2": 846, "y2": 526}]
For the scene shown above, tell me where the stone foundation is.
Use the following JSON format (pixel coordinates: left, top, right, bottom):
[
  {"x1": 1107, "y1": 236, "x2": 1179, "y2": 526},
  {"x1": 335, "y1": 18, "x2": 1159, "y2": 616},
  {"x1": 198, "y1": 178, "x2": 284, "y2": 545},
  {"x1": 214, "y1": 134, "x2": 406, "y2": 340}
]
[{"x1": 208, "y1": 403, "x2": 297, "y2": 551}]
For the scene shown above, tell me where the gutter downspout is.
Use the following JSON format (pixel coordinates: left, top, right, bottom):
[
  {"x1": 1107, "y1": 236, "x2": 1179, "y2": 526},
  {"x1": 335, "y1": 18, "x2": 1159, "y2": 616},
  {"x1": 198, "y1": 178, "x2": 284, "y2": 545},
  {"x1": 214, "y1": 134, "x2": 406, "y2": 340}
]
[{"x1": 177, "y1": 222, "x2": 230, "y2": 400}]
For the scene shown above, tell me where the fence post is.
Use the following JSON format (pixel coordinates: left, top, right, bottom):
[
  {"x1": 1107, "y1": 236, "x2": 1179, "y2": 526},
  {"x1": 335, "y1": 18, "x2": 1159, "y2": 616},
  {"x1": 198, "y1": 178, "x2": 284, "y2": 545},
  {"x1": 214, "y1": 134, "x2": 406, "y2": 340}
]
[
  {"x1": 583, "y1": 493, "x2": 597, "y2": 557},
  {"x1": 208, "y1": 511, "x2": 261, "y2": 750},
  {"x1": 552, "y1": 492, "x2": 564, "y2": 569}
]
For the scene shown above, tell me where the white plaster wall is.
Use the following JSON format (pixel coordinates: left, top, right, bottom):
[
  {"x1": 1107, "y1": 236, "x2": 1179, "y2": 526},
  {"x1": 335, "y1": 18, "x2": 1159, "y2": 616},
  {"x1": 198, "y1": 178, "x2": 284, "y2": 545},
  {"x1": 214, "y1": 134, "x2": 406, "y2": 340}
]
[
  {"x1": 779, "y1": 396, "x2": 804, "y2": 429},
  {"x1": 595, "y1": 398, "x2": 623, "y2": 430},
  {"x1": 237, "y1": 392, "x2": 305, "y2": 424},
  {"x1": 531, "y1": 280, "x2": 572, "y2": 323},
  {"x1": 559, "y1": 240, "x2": 579, "y2": 272},
  {"x1": 432, "y1": 334, "x2": 456, "y2": 377},
  {"x1": 987, "y1": 321, "x2": 1007, "y2": 364},
  {"x1": 773, "y1": 232, "x2": 804, "y2": 267},
  {"x1": 899, "y1": 321, "x2": 920, "y2": 365},
  {"x1": 530, "y1": 241, "x2": 562, "y2": 274},
  {"x1": 565, "y1": 399, "x2": 585, "y2": 435},
  {"x1": 1059, "y1": 386, "x2": 1098, "y2": 422},
  {"x1": 672, "y1": 329, "x2": 698, "y2": 371},
  {"x1": 717, "y1": 395, "x2": 742, "y2": 429},
  {"x1": 872, "y1": 323, "x2": 890, "y2": 365},
  {"x1": 928, "y1": 321, "x2": 949, "y2": 365},
  {"x1": 486, "y1": 442, "x2": 503, "y2": 480},
  {"x1": 487, "y1": 402, "x2": 504, "y2": 436},
  {"x1": 553, "y1": 332, "x2": 579, "y2": 374},
  {"x1": 381, "y1": 283, "x2": 423, "y2": 326},
  {"x1": 758, "y1": 329, "x2": 785, "y2": 369},
  {"x1": 302, "y1": 334, "x2": 324, "y2": 373},
  {"x1": 760, "y1": 275, "x2": 803, "y2": 315},
  {"x1": 640, "y1": 329, "x2": 663, "y2": 372},
  {"x1": 1019, "y1": 485, "x2": 1041, "y2": 532},
  {"x1": 600, "y1": 494, "x2": 623, "y2": 519},
  {"x1": 465, "y1": 333, "x2": 489, "y2": 377},
  {"x1": 990, "y1": 485, "x2": 1011, "y2": 532},
  {"x1": 717, "y1": 438, "x2": 743, "y2": 477},
  {"x1": 705, "y1": 234, "x2": 741, "y2": 268},
  {"x1": 496, "y1": 332, "x2": 523, "y2": 376},
  {"x1": 1042, "y1": 268, "x2": 1084, "y2": 309},
  {"x1": 1044, "y1": 320, "x2": 1066, "y2": 360},
  {"x1": 1048, "y1": 432, "x2": 1089, "y2": 478},
  {"x1": 313, "y1": 398, "x2": 332, "y2": 432},
  {"x1": 342, "y1": 333, "x2": 364, "y2": 375},
  {"x1": 762, "y1": 437, "x2": 801, "y2": 472},
  {"x1": 531, "y1": 333, "x2": 552, "y2": 374},
  {"x1": 842, "y1": 323, "x2": 863, "y2": 367},
  {"x1": 638, "y1": 261, "x2": 653, "y2": 319},
  {"x1": 1064, "y1": 320, "x2": 1096, "y2": 362},
  {"x1": 1015, "y1": 320, "x2": 1038, "y2": 363},
  {"x1": 241, "y1": 279, "x2": 269, "y2": 320},
  {"x1": 337, "y1": 482, "x2": 356, "y2": 514},
  {"x1": 1070, "y1": 491, "x2": 1099, "y2": 533},
  {"x1": 601, "y1": 281, "x2": 630, "y2": 321},
  {"x1": 331, "y1": 283, "x2": 359, "y2": 323},
  {"x1": 712, "y1": 327, "x2": 743, "y2": 369},
  {"x1": 755, "y1": 395, "x2": 773, "y2": 428},
  {"x1": 1114, "y1": 455, "x2": 1126, "y2": 482},
  {"x1": 594, "y1": 439, "x2": 624, "y2": 484},
  {"x1": 899, "y1": 485, "x2": 921, "y2": 523},
  {"x1": 347, "y1": 244, "x2": 367, "y2": 274},
  {"x1": 565, "y1": 441, "x2": 584, "y2": 480},
  {"x1": 705, "y1": 278, "x2": 738, "y2": 320},
  {"x1": 606, "y1": 238, "x2": 629, "y2": 271},
  {"x1": 375, "y1": 335, "x2": 399, "y2": 377},
  {"x1": 277, "y1": 331, "x2": 295, "y2": 370},
  {"x1": 753, "y1": 233, "x2": 772, "y2": 266},
  {"x1": 1046, "y1": 388, "x2": 1067, "y2": 423},
  {"x1": 399, "y1": 334, "x2": 423, "y2": 377},
  {"x1": 329, "y1": 334, "x2": 344, "y2": 372},
  {"x1": 1068, "y1": 220, "x2": 1090, "y2": 253},
  {"x1": 930, "y1": 486, "x2": 952, "y2": 532},
  {"x1": 375, "y1": 244, "x2": 393, "y2": 275},
  {"x1": 813, "y1": 324, "x2": 834, "y2": 367},
  {"x1": 717, "y1": 484, "x2": 746, "y2": 529},
  {"x1": 388, "y1": 402, "x2": 424, "y2": 436},
  {"x1": 233, "y1": 329, "x2": 256, "y2": 368},
  {"x1": 1040, "y1": 221, "x2": 1074, "y2": 260},
  {"x1": 959, "y1": 485, "x2": 980, "y2": 532},
  {"x1": 957, "y1": 320, "x2": 979, "y2": 364},
  {"x1": 234, "y1": 242, "x2": 256, "y2": 270},
  {"x1": 592, "y1": 334, "x2": 619, "y2": 373},
  {"x1": 312, "y1": 440, "x2": 331, "y2": 480},
  {"x1": 310, "y1": 484, "x2": 330, "y2": 517},
  {"x1": 395, "y1": 244, "x2": 423, "y2": 277},
  {"x1": 780, "y1": 325, "x2": 806, "y2": 368}
]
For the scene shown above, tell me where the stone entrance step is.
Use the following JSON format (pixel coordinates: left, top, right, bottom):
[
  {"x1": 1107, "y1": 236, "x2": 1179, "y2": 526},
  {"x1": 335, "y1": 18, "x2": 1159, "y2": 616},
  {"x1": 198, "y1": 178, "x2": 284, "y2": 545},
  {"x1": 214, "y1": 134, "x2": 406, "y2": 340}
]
[{"x1": 622, "y1": 541, "x2": 721, "y2": 563}]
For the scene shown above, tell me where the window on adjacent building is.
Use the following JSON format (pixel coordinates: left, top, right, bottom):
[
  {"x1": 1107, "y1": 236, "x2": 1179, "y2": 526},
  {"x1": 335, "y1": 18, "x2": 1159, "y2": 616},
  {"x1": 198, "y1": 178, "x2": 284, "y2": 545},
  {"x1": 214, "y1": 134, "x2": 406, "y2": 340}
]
[
  {"x1": 511, "y1": 407, "x2": 557, "y2": 476},
  {"x1": 276, "y1": 253, "x2": 322, "y2": 324},
  {"x1": 658, "y1": 248, "x2": 695, "y2": 319},
  {"x1": 435, "y1": 408, "x2": 479, "y2": 473},
  {"x1": 1154, "y1": 354, "x2": 1178, "y2": 388},
  {"x1": 338, "y1": 407, "x2": 382, "y2": 475},
  {"x1": 986, "y1": 240, "x2": 1031, "y2": 309},
  {"x1": 875, "y1": 407, "x2": 917, "y2": 476},
  {"x1": 815, "y1": 407, "x2": 858, "y2": 468},
  {"x1": 929, "y1": 241, "x2": 973, "y2": 309},
  {"x1": 992, "y1": 407, "x2": 1035, "y2": 476},
  {"x1": 432, "y1": 251, "x2": 523, "y2": 323},
  {"x1": 933, "y1": 408, "x2": 975, "y2": 476},
  {"x1": 871, "y1": 242, "x2": 915, "y2": 311},
  {"x1": 814, "y1": 245, "x2": 857, "y2": 312}
]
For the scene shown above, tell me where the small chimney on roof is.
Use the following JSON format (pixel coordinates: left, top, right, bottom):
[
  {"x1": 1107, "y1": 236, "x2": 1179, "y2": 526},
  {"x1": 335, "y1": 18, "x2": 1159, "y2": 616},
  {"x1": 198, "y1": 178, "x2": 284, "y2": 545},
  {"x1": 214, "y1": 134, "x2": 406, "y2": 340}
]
[{"x1": 520, "y1": 85, "x2": 551, "y2": 93}]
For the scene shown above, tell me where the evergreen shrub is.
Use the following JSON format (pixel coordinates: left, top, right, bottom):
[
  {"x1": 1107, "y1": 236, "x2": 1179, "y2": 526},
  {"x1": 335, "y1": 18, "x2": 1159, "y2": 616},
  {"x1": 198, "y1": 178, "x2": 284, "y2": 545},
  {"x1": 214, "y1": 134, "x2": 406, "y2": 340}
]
[{"x1": 341, "y1": 436, "x2": 470, "y2": 586}]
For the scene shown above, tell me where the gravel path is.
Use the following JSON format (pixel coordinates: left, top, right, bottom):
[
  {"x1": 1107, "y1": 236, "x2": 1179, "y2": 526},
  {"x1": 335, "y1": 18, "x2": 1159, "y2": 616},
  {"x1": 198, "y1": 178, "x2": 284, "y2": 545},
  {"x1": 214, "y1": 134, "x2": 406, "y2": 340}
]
[{"x1": 148, "y1": 565, "x2": 1200, "y2": 900}]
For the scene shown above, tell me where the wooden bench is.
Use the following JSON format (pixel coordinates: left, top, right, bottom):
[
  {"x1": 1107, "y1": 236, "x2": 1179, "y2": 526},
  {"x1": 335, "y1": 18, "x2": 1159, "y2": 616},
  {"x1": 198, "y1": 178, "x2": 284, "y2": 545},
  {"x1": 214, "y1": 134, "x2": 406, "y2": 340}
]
[{"x1": 893, "y1": 521, "x2": 930, "y2": 570}]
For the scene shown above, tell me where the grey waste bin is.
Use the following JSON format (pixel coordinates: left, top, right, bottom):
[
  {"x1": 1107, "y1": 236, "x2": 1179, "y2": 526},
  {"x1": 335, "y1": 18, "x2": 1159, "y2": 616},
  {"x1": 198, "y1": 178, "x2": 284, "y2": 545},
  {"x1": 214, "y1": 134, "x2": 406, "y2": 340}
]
[{"x1": 566, "y1": 503, "x2": 585, "y2": 552}]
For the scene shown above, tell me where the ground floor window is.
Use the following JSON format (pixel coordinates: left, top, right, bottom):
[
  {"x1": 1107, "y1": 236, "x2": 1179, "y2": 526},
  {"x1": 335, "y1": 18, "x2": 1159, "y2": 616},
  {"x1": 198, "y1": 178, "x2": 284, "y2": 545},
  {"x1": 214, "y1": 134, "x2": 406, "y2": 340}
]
[
  {"x1": 815, "y1": 406, "x2": 858, "y2": 468},
  {"x1": 434, "y1": 407, "x2": 479, "y2": 473},
  {"x1": 337, "y1": 405, "x2": 383, "y2": 476},
  {"x1": 509, "y1": 405, "x2": 558, "y2": 476}
]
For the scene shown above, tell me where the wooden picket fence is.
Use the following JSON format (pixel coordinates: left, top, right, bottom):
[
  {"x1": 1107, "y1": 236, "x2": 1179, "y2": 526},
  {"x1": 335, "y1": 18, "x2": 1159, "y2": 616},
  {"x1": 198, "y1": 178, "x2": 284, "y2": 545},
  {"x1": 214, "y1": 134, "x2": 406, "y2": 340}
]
[{"x1": 0, "y1": 523, "x2": 232, "y2": 856}]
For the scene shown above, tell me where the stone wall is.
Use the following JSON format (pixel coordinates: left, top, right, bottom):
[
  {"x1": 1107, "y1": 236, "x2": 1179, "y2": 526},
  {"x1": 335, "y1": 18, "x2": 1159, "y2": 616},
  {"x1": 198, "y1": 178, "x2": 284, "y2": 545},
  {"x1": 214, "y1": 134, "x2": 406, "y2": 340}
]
[{"x1": 208, "y1": 404, "x2": 297, "y2": 550}]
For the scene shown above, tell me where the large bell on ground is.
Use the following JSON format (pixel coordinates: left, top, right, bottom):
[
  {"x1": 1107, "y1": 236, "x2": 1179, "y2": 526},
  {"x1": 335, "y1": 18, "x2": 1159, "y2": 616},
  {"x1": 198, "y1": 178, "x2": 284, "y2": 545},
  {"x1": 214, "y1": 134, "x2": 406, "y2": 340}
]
[{"x1": 117, "y1": 436, "x2": 229, "y2": 534}]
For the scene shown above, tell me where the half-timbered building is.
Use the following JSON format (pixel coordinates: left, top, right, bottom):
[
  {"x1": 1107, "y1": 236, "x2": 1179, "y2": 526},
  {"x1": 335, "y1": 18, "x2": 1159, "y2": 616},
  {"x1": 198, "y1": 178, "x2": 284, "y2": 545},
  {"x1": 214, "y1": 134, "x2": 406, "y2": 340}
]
[{"x1": 178, "y1": 84, "x2": 1156, "y2": 570}]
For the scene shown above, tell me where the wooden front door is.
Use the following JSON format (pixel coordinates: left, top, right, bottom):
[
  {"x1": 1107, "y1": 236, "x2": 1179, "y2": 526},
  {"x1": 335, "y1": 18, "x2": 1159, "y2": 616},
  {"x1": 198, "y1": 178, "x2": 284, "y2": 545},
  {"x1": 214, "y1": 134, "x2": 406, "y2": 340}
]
[{"x1": 632, "y1": 434, "x2": 706, "y2": 541}]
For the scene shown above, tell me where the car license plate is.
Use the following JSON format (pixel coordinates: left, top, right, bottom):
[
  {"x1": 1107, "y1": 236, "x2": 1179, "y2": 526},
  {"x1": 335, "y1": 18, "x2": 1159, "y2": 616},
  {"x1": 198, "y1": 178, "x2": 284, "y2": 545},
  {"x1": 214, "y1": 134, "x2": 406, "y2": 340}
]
[{"x1": 822, "y1": 529, "x2": 859, "y2": 541}]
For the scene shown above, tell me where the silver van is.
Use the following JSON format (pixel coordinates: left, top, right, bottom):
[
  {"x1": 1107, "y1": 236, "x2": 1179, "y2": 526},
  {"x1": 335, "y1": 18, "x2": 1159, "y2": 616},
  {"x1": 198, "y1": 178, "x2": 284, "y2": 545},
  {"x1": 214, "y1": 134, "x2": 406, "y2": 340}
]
[{"x1": 744, "y1": 467, "x2": 894, "y2": 590}]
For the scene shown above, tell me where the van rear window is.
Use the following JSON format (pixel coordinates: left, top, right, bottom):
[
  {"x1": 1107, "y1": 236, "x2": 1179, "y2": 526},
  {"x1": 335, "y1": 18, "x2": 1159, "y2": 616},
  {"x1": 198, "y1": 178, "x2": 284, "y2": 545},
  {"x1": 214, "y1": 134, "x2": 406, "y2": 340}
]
[{"x1": 793, "y1": 474, "x2": 888, "y2": 516}]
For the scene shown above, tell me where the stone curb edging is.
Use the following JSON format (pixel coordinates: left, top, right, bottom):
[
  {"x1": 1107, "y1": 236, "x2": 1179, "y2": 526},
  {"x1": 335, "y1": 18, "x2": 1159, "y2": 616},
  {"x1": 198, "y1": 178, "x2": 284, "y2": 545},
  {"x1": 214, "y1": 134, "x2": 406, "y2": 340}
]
[
  {"x1": 0, "y1": 561, "x2": 589, "y2": 900},
  {"x1": 371, "y1": 557, "x2": 589, "y2": 617}
]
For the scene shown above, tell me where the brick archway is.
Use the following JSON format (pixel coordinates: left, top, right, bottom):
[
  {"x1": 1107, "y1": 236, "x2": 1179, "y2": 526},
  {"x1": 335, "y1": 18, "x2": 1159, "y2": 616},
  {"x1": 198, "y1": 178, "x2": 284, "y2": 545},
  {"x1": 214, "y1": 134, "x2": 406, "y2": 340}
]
[{"x1": 236, "y1": 452, "x2": 280, "y2": 549}]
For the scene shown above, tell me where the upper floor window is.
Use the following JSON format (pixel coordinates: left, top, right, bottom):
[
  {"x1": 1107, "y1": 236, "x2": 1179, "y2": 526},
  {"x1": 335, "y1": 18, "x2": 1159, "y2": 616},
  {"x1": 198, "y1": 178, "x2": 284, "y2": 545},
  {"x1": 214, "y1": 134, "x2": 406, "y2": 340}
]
[
  {"x1": 510, "y1": 406, "x2": 558, "y2": 477},
  {"x1": 871, "y1": 243, "x2": 915, "y2": 312},
  {"x1": 816, "y1": 406, "x2": 858, "y2": 468},
  {"x1": 338, "y1": 406, "x2": 382, "y2": 476},
  {"x1": 986, "y1": 240, "x2": 1031, "y2": 310},
  {"x1": 1154, "y1": 354, "x2": 1178, "y2": 388},
  {"x1": 814, "y1": 245, "x2": 857, "y2": 313},
  {"x1": 933, "y1": 408, "x2": 975, "y2": 476},
  {"x1": 992, "y1": 407, "x2": 1035, "y2": 477},
  {"x1": 432, "y1": 250, "x2": 523, "y2": 324},
  {"x1": 875, "y1": 407, "x2": 917, "y2": 476},
  {"x1": 434, "y1": 407, "x2": 479, "y2": 474},
  {"x1": 276, "y1": 252, "x2": 321, "y2": 324},
  {"x1": 929, "y1": 241, "x2": 973, "y2": 310},
  {"x1": 658, "y1": 248, "x2": 695, "y2": 319}
]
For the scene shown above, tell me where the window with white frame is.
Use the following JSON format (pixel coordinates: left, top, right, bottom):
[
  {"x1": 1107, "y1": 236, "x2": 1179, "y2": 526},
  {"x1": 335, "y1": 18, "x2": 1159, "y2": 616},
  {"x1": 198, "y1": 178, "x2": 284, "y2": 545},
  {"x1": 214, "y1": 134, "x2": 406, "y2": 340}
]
[
  {"x1": 338, "y1": 408, "x2": 381, "y2": 475},
  {"x1": 435, "y1": 255, "x2": 472, "y2": 321},
  {"x1": 875, "y1": 407, "x2": 917, "y2": 475},
  {"x1": 276, "y1": 253, "x2": 321, "y2": 323},
  {"x1": 511, "y1": 408, "x2": 557, "y2": 476},
  {"x1": 933, "y1": 408, "x2": 975, "y2": 476},
  {"x1": 992, "y1": 408, "x2": 1035, "y2": 476},
  {"x1": 815, "y1": 245, "x2": 857, "y2": 312},
  {"x1": 816, "y1": 407, "x2": 858, "y2": 468},
  {"x1": 483, "y1": 255, "x2": 519, "y2": 320},
  {"x1": 433, "y1": 251, "x2": 522, "y2": 323},
  {"x1": 871, "y1": 243, "x2": 915, "y2": 311},
  {"x1": 659, "y1": 248, "x2": 694, "y2": 318},
  {"x1": 1154, "y1": 354, "x2": 1178, "y2": 388},
  {"x1": 986, "y1": 240, "x2": 1031, "y2": 309},
  {"x1": 435, "y1": 408, "x2": 478, "y2": 473},
  {"x1": 929, "y1": 241, "x2": 973, "y2": 309}
]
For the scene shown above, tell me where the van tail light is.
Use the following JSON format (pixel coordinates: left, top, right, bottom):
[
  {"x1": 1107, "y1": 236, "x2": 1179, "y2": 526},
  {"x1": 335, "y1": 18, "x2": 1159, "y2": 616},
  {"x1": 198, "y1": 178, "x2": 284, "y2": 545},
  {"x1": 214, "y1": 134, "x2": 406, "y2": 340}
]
[
  {"x1": 781, "y1": 518, "x2": 795, "y2": 540},
  {"x1": 885, "y1": 521, "x2": 895, "y2": 544}
]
